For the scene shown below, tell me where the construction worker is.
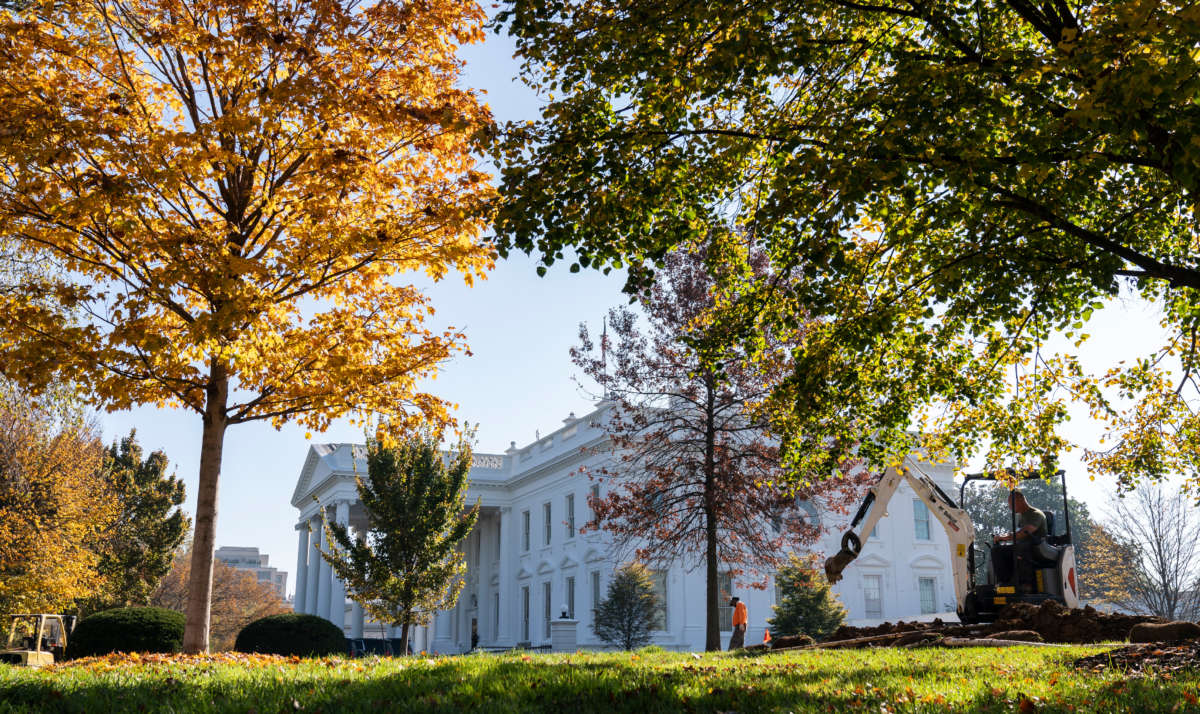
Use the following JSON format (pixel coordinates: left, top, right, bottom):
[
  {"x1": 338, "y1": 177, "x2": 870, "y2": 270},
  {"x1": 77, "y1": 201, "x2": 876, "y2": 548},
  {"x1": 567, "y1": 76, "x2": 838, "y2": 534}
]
[
  {"x1": 728, "y1": 597, "x2": 748, "y2": 650},
  {"x1": 992, "y1": 489, "x2": 1048, "y2": 589}
]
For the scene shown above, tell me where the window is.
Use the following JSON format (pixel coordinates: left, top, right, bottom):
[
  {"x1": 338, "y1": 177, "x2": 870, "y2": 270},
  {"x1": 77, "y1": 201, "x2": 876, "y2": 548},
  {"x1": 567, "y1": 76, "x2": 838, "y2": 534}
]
[
  {"x1": 650, "y1": 570, "x2": 668, "y2": 630},
  {"x1": 493, "y1": 593, "x2": 500, "y2": 640},
  {"x1": 913, "y1": 499, "x2": 931, "y2": 541},
  {"x1": 591, "y1": 571, "x2": 602, "y2": 614},
  {"x1": 863, "y1": 574, "x2": 882, "y2": 618},
  {"x1": 543, "y1": 581, "x2": 552, "y2": 638},
  {"x1": 565, "y1": 494, "x2": 575, "y2": 538},
  {"x1": 590, "y1": 484, "x2": 601, "y2": 520},
  {"x1": 718, "y1": 572, "x2": 733, "y2": 631},
  {"x1": 543, "y1": 502, "x2": 552, "y2": 546},
  {"x1": 521, "y1": 586, "x2": 530, "y2": 641},
  {"x1": 522, "y1": 510, "x2": 530, "y2": 552},
  {"x1": 919, "y1": 577, "x2": 937, "y2": 615},
  {"x1": 566, "y1": 576, "x2": 576, "y2": 619}
]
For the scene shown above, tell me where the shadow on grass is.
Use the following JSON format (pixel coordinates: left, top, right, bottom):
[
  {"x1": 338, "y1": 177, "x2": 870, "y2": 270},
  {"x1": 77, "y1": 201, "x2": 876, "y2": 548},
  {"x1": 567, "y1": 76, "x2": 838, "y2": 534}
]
[{"x1": 0, "y1": 653, "x2": 1195, "y2": 713}]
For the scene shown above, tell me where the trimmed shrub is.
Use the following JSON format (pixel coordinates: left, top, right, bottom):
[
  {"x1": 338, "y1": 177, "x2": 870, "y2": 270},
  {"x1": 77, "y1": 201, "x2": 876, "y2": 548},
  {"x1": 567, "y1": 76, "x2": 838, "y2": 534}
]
[
  {"x1": 67, "y1": 607, "x2": 185, "y2": 659},
  {"x1": 234, "y1": 614, "x2": 345, "y2": 657}
]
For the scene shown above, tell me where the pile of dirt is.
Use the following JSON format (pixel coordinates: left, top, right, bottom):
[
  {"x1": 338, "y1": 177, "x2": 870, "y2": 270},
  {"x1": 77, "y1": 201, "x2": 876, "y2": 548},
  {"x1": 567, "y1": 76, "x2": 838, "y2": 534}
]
[
  {"x1": 1074, "y1": 641, "x2": 1200, "y2": 674},
  {"x1": 990, "y1": 601, "x2": 1162, "y2": 644},
  {"x1": 821, "y1": 618, "x2": 959, "y2": 643},
  {"x1": 810, "y1": 601, "x2": 1165, "y2": 648}
]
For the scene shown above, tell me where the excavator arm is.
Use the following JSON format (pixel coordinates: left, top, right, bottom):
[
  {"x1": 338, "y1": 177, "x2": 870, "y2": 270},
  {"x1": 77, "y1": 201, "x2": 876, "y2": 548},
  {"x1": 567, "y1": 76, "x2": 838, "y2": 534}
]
[{"x1": 824, "y1": 464, "x2": 976, "y2": 614}]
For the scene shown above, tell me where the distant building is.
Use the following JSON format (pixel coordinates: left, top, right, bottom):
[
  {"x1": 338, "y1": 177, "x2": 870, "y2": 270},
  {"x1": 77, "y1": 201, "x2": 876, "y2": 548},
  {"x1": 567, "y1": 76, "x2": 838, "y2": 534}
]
[
  {"x1": 215, "y1": 546, "x2": 288, "y2": 600},
  {"x1": 290, "y1": 402, "x2": 959, "y2": 653}
]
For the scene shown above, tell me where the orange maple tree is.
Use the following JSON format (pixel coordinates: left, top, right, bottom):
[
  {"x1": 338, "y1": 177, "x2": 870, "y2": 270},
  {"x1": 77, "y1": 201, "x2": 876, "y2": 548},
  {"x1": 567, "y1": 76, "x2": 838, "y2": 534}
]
[{"x1": 0, "y1": 0, "x2": 494, "y2": 651}]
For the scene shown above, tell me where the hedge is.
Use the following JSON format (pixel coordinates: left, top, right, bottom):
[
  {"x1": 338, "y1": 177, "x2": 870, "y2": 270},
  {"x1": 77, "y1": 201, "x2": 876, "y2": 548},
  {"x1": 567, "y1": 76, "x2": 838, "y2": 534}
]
[
  {"x1": 67, "y1": 607, "x2": 185, "y2": 659},
  {"x1": 234, "y1": 614, "x2": 346, "y2": 657}
]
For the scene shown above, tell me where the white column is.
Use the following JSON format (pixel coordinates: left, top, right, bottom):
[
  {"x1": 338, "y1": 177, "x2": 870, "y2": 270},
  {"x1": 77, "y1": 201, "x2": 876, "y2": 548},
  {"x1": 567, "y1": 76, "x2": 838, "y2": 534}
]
[
  {"x1": 329, "y1": 500, "x2": 350, "y2": 634},
  {"x1": 476, "y1": 514, "x2": 491, "y2": 647},
  {"x1": 351, "y1": 525, "x2": 365, "y2": 638},
  {"x1": 498, "y1": 507, "x2": 515, "y2": 645},
  {"x1": 305, "y1": 515, "x2": 321, "y2": 615},
  {"x1": 294, "y1": 523, "x2": 310, "y2": 613},
  {"x1": 316, "y1": 510, "x2": 333, "y2": 621}
]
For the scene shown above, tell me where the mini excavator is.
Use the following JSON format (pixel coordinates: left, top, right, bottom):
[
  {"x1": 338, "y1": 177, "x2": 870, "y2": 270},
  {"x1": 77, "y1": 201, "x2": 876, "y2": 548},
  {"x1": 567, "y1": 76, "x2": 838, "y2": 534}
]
[{"x1": 824, "y1": 465, "x2": 1080, "y2": 623}]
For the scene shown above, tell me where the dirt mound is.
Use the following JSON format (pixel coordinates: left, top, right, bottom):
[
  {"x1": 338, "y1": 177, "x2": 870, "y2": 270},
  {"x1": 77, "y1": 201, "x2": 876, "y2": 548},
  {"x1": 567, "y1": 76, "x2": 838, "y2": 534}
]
[
  {"x1": 1129, "y1": 621, "x2": 1200, "y2": 643},
  {"x1": 1075, "y1": 642, "x2": 1200, "y2": 674},
  {"x1": 990, "y1": 601, "x2": 1162, "y2": 644},
  {"x1": 816, "y1": 601, "x2": 1164, "y2": 647}
]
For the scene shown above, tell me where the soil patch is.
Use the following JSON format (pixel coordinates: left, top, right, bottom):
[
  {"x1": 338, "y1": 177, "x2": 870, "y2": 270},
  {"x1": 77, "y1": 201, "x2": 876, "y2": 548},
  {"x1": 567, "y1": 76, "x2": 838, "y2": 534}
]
[
  {"x1": 1074, "y1": 641, "x2": 1200, "y2": 675},
  {"x1": 808, "y1": 600, "x2": 1163, "y2": 647}
]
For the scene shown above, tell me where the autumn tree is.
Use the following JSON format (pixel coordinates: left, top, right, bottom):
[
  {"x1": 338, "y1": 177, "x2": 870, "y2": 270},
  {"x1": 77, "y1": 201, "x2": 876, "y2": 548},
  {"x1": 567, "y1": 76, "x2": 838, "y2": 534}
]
[
  {"x1": 577, "y1": 244, "x2": 864, "y2": 651},
  {"x1": 321, "y1": 427, "x2": 478, "y2": 655},
  {"x1": 592, "y1": 563, "x2": 658, "y2": 651},
  {"x1": 768, "y1": 554, "x2": 846, "y2": 642},
  {"x1": 0, "y1": 384, "x2": 116, "y2": 615},
  {"x1": 152, "y1": 548, "x2": 290, "y2": 651},
  {"x1": 493, "y1": 0, "x2": 1200, "y2": 491},
  {"x1": 1087, "y1": 486, "x2": 1200, "y2": 620},
  {"x1": 0, "y1": 0, "x2": 494, "y2": 651},
  {"x1": 83, "y1": 431, "x2": 189, "y2": 612}
]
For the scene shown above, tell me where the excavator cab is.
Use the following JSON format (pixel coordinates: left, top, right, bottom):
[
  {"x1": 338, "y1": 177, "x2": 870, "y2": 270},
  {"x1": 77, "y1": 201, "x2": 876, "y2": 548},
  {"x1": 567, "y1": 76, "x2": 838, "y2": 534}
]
[
  {"x1": 957, "y1": 471, "x2": 1080, "y2": 623},
  {"x1": 824, "y1": 463, "x2": 1080, "y2": 625}
]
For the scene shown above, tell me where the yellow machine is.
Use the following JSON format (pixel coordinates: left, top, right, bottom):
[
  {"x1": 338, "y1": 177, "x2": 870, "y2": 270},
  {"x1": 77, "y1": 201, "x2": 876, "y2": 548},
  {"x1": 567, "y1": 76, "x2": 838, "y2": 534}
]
[{"x1": 1, "y1": 614, "x2": 73, "y2": 667}]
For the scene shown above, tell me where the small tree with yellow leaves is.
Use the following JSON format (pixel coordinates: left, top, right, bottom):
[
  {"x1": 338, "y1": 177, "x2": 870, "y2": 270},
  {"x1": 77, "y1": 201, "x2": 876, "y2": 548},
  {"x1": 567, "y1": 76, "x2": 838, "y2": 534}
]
[
  {"x1": 0, "y1": 0, "x2": 494, "y2": 651},
  {"x1": 0, "y1": 385, "x2": 116, "y2": 615}
]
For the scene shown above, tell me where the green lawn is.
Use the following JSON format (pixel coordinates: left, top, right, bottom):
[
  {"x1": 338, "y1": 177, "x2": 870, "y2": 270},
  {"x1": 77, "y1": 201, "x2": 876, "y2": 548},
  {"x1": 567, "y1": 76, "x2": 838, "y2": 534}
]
[{"x1": 0, "y1": 646, "x2": 1194, "y2": 713}]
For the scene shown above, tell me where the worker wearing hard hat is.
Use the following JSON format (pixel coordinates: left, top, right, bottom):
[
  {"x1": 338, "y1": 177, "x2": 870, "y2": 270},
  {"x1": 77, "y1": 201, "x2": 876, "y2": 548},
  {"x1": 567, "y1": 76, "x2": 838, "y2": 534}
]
[{"x1": 728, "y1": 597, "x2": 748, "y2": 650}]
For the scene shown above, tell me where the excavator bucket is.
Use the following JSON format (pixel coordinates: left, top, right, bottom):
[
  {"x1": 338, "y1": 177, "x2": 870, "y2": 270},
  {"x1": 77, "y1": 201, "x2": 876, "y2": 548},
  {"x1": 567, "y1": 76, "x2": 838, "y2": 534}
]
[{"x1": 824, "y1": 548, "x2": 857, "y2": 584}]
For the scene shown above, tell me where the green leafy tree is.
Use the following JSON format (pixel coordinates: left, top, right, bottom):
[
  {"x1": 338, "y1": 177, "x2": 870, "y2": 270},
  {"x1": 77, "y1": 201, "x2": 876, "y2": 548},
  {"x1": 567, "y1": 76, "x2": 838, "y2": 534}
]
[
  {"x1": 592, "y1": 563, "x2": 659, "y2": 651},
  {"x1": 321, "y1": 427, "x2": 479, "y2": 655},
  {"x1": 493, "y1": 0, "x2": 1200, "y2": 491},
  {"x1": 86, "y1": 430, "x2": 189, "y2": 611},
  {"x1": 768, "y1": 555, "x2": 846, "y2": 642}
]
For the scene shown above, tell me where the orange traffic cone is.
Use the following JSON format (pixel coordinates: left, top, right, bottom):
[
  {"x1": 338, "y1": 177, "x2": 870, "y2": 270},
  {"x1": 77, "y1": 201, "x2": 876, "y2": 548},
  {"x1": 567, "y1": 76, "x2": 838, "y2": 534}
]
[{"x1": 763, "y1": 629, "x2": 771, "y2": 644}]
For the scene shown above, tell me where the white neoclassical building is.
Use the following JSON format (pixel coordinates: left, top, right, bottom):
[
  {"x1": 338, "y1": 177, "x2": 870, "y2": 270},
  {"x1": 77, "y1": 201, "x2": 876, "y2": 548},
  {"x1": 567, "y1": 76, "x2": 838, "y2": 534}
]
[{"x1": 290, "y1": 403, "x2": 960, "y2": 653}]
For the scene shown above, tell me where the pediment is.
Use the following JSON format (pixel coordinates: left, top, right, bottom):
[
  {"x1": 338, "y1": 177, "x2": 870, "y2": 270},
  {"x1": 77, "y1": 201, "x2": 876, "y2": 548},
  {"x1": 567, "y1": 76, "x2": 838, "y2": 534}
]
[
  {"x1": 517, "y1": 566, "x2": 532, "y2": 579},
  {"x1": 909, "y1": 554, "x2": 945, "y2": 569},
  {"x1": 559, "y1": 554, "x2": 579, "y2": 570},
  {"x1": 856, "y1": 553, "x2": 890, "y2": 568},
  {"x1": 583, "y1": 548, "x2": 605, "y2": 563},
  {"x1": 536, "y1": 558, "x2": 555, "y2": 575}
]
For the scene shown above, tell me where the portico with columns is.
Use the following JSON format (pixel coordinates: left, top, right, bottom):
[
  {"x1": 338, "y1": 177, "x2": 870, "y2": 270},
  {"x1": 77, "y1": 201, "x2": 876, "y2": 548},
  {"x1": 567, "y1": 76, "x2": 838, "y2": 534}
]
[{"x1": 291, "y1": 404, "x2": 961, "y2": 653}]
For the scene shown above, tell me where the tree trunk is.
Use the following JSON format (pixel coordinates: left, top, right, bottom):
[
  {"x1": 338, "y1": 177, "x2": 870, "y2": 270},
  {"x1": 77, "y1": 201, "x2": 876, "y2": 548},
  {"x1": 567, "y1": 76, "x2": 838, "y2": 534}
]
[
  {"x1": 398, "y1": 621, "x2": 410, "y2": 656},
  {"x1": 703, "y1": 374, "x2": 721, "y2": 652},
  {"x1": 182, "y1": 362, "x2": 229, "y2": 654}
]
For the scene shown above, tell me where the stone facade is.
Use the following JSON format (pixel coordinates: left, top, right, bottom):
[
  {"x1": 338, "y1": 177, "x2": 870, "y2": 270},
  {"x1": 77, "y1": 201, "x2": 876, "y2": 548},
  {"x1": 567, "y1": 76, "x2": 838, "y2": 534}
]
[{"x1": 290, "y1": 403, "x2": 959, "y2": 652}]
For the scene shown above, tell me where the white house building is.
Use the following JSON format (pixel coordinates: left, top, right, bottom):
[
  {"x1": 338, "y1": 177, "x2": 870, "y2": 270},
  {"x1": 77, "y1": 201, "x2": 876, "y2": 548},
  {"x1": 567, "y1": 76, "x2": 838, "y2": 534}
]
[{"x1": 290, "y1": 404, "x2": 959, "y2": 653}]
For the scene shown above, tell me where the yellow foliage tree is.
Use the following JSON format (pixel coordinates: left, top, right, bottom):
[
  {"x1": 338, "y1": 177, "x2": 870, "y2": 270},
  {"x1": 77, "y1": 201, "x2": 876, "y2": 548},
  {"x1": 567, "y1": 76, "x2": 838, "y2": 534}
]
[
  {"x1": 0, "y1": 0, "x2": 494, "y2": 651},
  {"x1": 0, "y1": 386, "x2": 117, "y2": 615}
]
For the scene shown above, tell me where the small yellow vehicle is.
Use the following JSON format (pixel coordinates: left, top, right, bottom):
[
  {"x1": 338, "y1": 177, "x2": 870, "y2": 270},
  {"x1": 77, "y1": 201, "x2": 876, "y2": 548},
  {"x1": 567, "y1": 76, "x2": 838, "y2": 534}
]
[{"x1": 1, "y1": 614, "x2": 73, "y2": 667}]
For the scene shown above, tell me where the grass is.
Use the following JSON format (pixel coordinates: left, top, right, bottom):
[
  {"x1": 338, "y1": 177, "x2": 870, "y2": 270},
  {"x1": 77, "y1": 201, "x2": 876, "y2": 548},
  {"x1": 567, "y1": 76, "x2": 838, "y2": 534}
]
[{"x1": 0, "y1": 646, "x2": 1195, "y2": 713}]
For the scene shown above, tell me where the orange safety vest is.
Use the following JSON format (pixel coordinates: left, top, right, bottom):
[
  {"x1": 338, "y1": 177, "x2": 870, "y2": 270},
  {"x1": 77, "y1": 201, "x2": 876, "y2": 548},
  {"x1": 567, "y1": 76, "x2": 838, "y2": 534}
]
[{"x1": 732, "y1": 601, "x2": 748, "y2": 627}]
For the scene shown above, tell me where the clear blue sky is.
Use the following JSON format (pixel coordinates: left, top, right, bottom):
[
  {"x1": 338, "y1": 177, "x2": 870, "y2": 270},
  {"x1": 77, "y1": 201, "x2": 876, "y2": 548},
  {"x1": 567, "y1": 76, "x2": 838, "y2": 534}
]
[{"x1": 98, "y1": 23, "x2": 1162, "y2": 597}]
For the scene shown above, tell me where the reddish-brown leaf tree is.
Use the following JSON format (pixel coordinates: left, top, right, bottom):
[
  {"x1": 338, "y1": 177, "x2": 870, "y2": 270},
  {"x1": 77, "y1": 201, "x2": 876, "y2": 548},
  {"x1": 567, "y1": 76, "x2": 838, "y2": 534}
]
[{"x1": 575, "y1": 242, "x2": 865, "y2": 651}]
